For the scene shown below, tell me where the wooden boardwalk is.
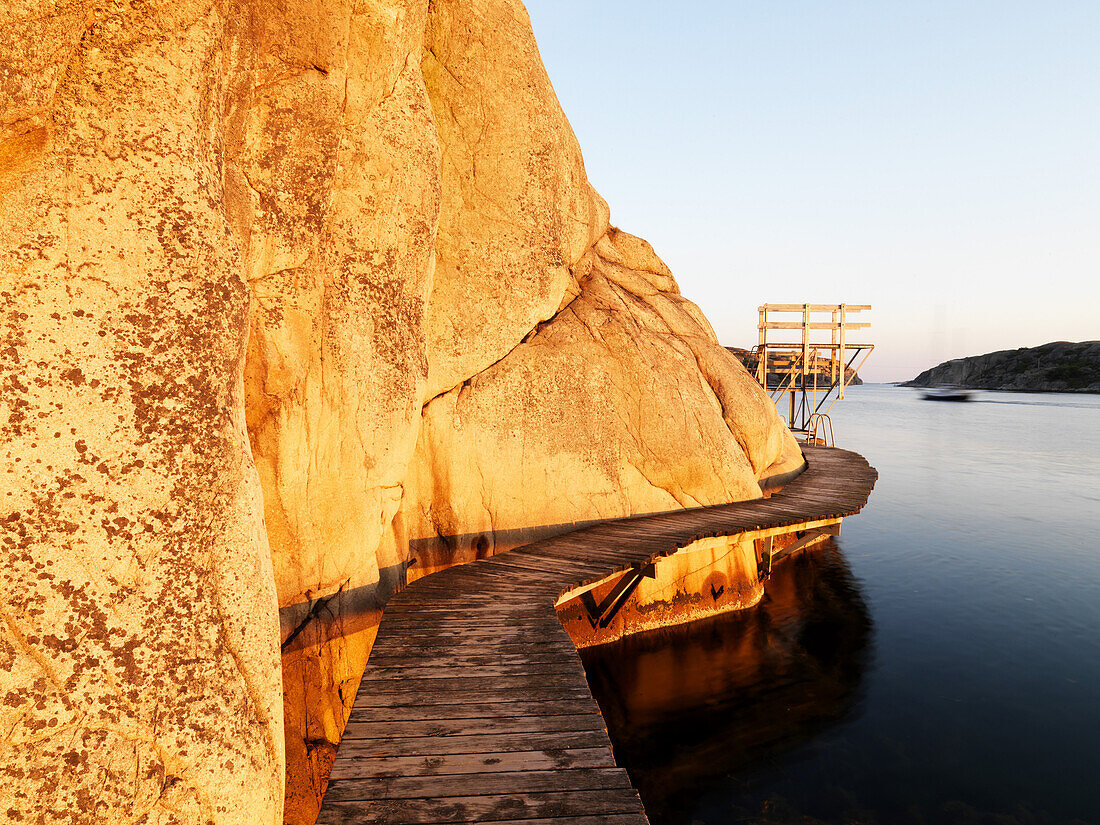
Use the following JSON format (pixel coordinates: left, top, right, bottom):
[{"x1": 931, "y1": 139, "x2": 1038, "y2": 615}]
[{"x1": 317, "y1": 445, "x2": 877, "y2": 825}]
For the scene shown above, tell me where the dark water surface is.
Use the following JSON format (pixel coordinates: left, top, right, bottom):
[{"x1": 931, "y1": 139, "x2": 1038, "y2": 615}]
[{"x1": 581, "y1": 385, "x2": 1100, "y2": 825}]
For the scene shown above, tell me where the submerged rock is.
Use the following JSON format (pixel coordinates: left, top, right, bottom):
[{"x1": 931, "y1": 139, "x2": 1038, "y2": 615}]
[{"x1": 1, "y1": 1, "x2": 802, "y2": 822}]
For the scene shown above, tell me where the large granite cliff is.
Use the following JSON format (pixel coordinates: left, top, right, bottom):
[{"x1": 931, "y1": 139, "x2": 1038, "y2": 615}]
[
  {"x1": 905, "y1": 341, "x2": 1100, "y2": 393},
  {"x1": 0, "y1": 2, "x2": 802, "y2": 823}
]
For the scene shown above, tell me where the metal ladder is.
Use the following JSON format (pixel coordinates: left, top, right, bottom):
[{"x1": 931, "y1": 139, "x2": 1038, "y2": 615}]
[{"x1": 806, "y1": 412, "x2": 835, "y2": 447}]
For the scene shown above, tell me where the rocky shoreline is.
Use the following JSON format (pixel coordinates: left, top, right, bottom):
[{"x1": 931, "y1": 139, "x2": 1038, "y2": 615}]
[{"x1": 904, "y1": 341, "x2": 1100, "y2": 393}]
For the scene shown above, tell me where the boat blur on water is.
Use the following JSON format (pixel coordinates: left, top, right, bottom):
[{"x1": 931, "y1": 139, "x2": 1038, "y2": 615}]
[
  {"x1": 920, "y1": 386, "x2": 975, "y2": 402},
  {"x1": 583, "y1": 384, "x2": 1100, "y2": 825}
]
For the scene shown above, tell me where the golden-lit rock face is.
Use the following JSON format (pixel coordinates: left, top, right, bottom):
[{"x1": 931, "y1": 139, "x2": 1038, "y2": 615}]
[
  {"x1": 227, "y1": 2, "x2": 441, "y2": 816},
  {"x1": 0, "y1": 1, "x2": 802, "y2": 823},
  {"x1": 404, "y1": 228, "x2": 803, "y2": 574},
  {"x1": 0, "y1": 1, "x2": 284, "y2": 823},
  {"x1": 422, "y1": 0, "x2": 610, "y2": 399}
]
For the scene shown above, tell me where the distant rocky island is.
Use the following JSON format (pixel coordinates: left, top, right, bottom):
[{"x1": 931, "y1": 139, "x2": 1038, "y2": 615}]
[{"x1": 904, "y1": 341, "x2": 1100, "y2": 393}]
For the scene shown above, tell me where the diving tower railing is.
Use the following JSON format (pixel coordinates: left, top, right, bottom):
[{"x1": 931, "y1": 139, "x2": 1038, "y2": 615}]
[{"x1": 754, "y1": 303, "x2": 874, "y2": 437}]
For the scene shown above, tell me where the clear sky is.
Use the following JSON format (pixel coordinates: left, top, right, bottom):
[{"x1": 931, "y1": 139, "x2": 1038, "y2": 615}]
[{"x1": 524, "y1": 1, "x2": 1099, "y2": 382}]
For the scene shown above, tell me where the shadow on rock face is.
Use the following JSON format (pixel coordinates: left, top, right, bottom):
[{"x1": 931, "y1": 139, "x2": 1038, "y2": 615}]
[{"x1": 580, "y1": 539, "x2": 874, "y2": 825}]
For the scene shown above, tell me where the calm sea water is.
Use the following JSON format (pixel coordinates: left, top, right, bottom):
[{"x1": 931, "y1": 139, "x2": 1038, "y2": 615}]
[{"x1": 581, "y1": 385, "x2": 1100, "y2": 825}]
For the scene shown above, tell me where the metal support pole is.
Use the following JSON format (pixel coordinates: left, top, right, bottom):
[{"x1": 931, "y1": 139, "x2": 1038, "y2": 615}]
[
  {"x1": 802, "y1": 304, "x2": 810, "y2": 381},
  {"x1": 757, "y1": 306, "x2": 767, "y2": 386},
  {"x1": 838, "y1": 304, "x2": 847, "y2": 400},
  {"x1": 831, "y1": 308, "x2": 838, "y2": 385}
]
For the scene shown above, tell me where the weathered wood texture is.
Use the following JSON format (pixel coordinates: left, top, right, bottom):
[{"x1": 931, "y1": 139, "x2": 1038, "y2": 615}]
[{"x1": 317, "y1": 445, "x2": 877, "y2": 824}]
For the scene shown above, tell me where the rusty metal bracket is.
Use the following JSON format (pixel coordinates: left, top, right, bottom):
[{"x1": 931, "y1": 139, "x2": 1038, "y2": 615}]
[
  {"x1": 578, "y1": 561, "x2": 656, "y2": 629},
  {"x1": 757, "y1": 524, "x2": 841, "y2": 581},
  {"x1": 756, "y1": 535, "x2": 775, "y2": 581}
]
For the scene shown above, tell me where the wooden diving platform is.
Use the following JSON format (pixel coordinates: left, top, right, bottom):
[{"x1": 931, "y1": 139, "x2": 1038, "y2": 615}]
[{"x1": 317, "y1": 445, "x2": 878, "y2": 824}]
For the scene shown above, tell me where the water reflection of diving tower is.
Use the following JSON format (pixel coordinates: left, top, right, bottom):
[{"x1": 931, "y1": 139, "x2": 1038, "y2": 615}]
[{"x1": 753, "y1": 304, "x2": 873, "y2": 442}]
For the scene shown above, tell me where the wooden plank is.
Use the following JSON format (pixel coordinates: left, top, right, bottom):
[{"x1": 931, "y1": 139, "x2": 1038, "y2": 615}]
[
  {"x1": 761, "y1": 303, "x2": 871, "y2": 312},
  {"x1": 317, "y1": 809, "x2": 649, "y2": 825},
  {"x1": 416, "y1": 564, "x2": 559, "y2": 583},
  {"x1": 342, "y1": 713, "x2": 608, "y2": 740},
  {"x1": 315, "y1": 788, "x2": 646, "y2": 824},
  {"x1": 372, "y1": 624, "x2": 566, "y2": 638},
  {"x1": 512, "y1": 540, "x2": 649, "y2": 559},
  {"x1": 368, "y1": 633, "x2": 566, "y2": 647},
  {"x1": 762, "y1": 320, "x2": 870, "y2": 329},
  {"x1": 332, "y1": 729, "x2": 614, "y2": 757},
  {"x1": 357, "y1": 687, "x2": 596, "y2": 709},
  {"x1": 367, "y1": 641, "x2": 578, "y2": 660},
  {"x1": 367, "y1": 648, "x2": 577, "y2": 663},
  {"x1": 323, "y1": 767, "x2": 634, "y2": 802},
  {"x1": 369, "y1": 633, "x2": 569, "y2": 647},
  {"x1": 347, "y1": 699, "x2": 607, "y2": 722},
  {"x1": 356, "y1": 682, "x2": 593, "y2": 701},
  {"x1": 327, "y1": 747, "x2": 617, "y2": 780},
  {"x1": 366, "y1": 651, "x2": 579, "y2": 668},
  {"x1": 376, "y1": 613, "x2": 563, "y2": 626},
  {"x1": 481, "y1": 556, "x2": 609, "y2": 575},
  {"x1": 396, "y1": 579, "x2": 550, "y2": 595},
  {"x1": 512, "y1": 548, "x2": 644, "y2": 569},
  {"x1": 379, "y1": 601, "x2": 562, "y2": 616},
  {"x1": 396, "y1": 586, "x2": 558, "y2": 601},
  {"x1": 395, "y1": 580, "x2": 558, "y2": 595},
  {"x1": 358, "y1": 662, "x2": 586, "y2": 680},
  {"x1": 371, "y1": 622, "x2": 564, "y2": 636},
  {"x1": 352, "y1": 686, "x2": 587, "y2": 703},
  {"x1": 378, "y1": 607, "x2": 564, "y2": 621},
  {"x1": 372, "y1": 631, "x2": 573, "y2": 648},
  {"x1": 406, "y1": 817, "x2": 649, "y2": 825},
  {"x1": 373, "y1": 622, "x2": 569, "y2": 636},
  {"x1": 364, "y1": 651, "x2": 582, "y2": 667}
]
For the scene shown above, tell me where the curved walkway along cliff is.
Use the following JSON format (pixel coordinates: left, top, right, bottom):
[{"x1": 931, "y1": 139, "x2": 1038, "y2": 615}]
[{"x1": 318, "y1": 445, "x2": 878, "y2": 824}]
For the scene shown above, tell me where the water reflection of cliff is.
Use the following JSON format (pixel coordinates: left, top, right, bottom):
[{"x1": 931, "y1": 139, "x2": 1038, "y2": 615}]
[{"x1": 580, "y1": 540, "x2": 874, "y2": 825}]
